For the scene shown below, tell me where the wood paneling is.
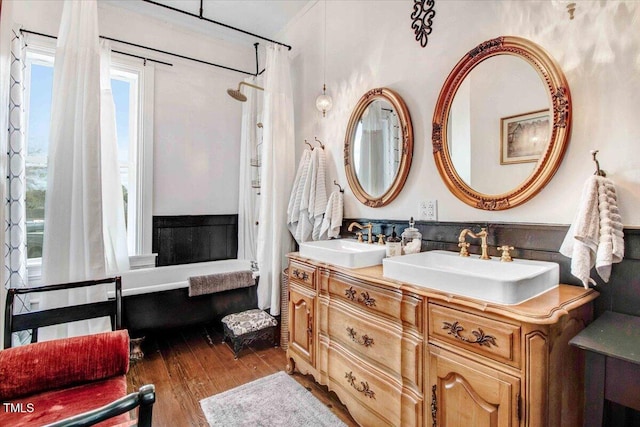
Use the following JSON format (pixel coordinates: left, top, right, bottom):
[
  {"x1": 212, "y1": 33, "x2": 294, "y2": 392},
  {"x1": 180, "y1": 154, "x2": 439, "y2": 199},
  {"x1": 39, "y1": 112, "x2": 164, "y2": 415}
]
[{"x1": 152, "y1": 215, "x2": 238, "y2": 266}]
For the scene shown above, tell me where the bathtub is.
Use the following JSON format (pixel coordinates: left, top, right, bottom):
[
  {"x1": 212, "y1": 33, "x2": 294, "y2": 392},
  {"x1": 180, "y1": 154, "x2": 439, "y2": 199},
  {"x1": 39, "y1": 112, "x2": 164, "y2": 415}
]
[{"x1": 116, "y1": 259, "x2": 260, "y2": 333}]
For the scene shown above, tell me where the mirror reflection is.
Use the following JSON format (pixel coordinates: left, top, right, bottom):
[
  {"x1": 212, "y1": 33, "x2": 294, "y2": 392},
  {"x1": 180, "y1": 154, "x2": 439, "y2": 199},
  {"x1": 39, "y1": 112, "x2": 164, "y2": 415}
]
[
  {"x1": 432, "y1": 36, "x2": 572, "y2": 210},
  {"x1": 352, "y1": 99, "x2": 401, "y2": 198},
  {"x1": 345, "y1": 87, "x2": 413, "y2": 207},
  {"x1": 448, "y1": 55, "x2": 550, "y2": 195}
]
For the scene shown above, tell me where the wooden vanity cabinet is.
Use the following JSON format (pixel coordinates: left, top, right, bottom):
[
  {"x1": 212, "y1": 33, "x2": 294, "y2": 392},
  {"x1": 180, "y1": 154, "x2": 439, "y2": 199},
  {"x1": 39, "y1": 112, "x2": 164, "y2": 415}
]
[
  {"x1": 427, "y1": 300, "x2": 593, "y2": 427},
  {"x1": 316, "y1": 270, "x2": 424, "y2": 427},
  {"x1": 286, "y1": 260, "x2": 317, "y2": 375},
  {"x1": 286, "y1": 255, "x2": 597, "y2": 427},
  {"x1": 429, "y1": 345, "x2": 520, "y2": 427}
]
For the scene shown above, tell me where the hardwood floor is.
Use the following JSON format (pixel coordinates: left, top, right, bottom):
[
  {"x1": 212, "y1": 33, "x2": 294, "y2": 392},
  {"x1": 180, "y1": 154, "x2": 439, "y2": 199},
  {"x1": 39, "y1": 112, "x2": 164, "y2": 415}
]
[{"x1": 126, "y1": 326, "x2": 359, "y2": 427}]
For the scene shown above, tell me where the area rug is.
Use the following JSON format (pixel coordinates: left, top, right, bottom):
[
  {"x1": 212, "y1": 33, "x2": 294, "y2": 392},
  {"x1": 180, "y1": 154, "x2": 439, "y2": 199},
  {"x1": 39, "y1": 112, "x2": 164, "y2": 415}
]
[{"x1": 200, "y1": 371, "x2": 347, "y2": 427}]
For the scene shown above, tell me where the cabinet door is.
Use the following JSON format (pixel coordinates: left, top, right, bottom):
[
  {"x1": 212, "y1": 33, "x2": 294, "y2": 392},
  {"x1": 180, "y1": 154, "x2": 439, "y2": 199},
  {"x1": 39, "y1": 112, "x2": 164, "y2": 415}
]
[
  {"x1": 289, "y1": 284, "x2": 315, "y2": 365},
  {"x1": 429, "y1": 347, "x2": 520, "y2": 427}
]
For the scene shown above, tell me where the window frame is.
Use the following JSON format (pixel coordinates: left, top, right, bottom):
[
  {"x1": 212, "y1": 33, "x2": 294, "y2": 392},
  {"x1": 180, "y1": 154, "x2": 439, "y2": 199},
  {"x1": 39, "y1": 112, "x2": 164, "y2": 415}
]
[{"x1": 22, "y1": 37, "x2": 154, "y2": 285}]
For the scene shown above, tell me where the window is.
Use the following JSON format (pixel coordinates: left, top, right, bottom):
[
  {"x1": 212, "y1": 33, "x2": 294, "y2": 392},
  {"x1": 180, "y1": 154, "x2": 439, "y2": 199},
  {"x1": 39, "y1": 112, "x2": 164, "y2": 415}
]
[{"x1": 23, "y1": 41, "x2": 154, "y2": 282}]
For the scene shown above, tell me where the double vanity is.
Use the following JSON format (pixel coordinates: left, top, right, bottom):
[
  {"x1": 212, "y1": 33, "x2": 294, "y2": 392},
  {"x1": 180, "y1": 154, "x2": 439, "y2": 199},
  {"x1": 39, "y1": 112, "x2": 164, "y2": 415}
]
[
  {"x1": 285, "y1": 33, "x2": 592, "y2": 426},
  {"x1": 286, "y1": 239, "x2": 598, "y2": 426}
]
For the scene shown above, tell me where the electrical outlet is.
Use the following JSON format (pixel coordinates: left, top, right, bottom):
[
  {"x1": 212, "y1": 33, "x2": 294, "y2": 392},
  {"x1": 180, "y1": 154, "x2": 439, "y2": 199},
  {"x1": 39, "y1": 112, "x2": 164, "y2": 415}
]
[{"x1": 420, "y1": 199, "x2": 437, "y2": 221}]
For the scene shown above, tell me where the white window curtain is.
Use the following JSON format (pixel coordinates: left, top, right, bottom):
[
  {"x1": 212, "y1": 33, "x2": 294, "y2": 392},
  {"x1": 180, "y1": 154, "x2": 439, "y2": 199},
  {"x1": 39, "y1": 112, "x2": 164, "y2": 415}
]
[
  {"x1": 237, "y1": 76, "x2": 261, "y2": 262},
  {"x1": 256, "y1": 44, "x2": 295, "y2": 315},
  {"x1": 40, "y1": 0, "x2": 129, "y2": 340},
  {"x1": 4, "y1": 28, "x2": 30, "y2": 346},
  {"x1": 100, "y1": 40, "x2": 130, "y2": 275}
]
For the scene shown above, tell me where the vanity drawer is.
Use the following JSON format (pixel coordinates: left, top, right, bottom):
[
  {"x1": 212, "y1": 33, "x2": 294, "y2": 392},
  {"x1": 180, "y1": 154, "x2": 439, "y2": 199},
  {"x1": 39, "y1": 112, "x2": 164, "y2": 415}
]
[
  {"x1": 328, "y1": 273, "x2": 402, "y2": 321},
  {"x1": 428, "y1": 303, "x2": 521, "y2": 367},
  {"x1": 327, "y1": 300, "x2": 402, "y2": 372},
  {"x1": 288, "y1": 260, "x2": 316, "y2": 288},
  {"x1": 327, "y1": 342, "x2": 401, "y2": 427}
]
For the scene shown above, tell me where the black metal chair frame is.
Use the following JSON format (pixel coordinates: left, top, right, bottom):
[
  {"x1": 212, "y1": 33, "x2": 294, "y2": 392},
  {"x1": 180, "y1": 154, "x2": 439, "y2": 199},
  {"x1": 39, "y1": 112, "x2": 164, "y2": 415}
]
[
  {"x1": 3, "y1": 276, "x2": 122, "y2": 349},
  {"x1": 43, "y1": 384, "x2": 155, "y2": 427},
  {"x1": 2, "y1": 276, "x2": 156, "y2": 426}
]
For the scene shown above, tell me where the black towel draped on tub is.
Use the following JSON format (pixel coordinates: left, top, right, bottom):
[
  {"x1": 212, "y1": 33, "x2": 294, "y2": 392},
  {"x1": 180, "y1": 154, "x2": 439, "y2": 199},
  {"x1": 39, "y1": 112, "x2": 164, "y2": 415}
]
[{"x1": 188, "y1": 270, "x2": 255, "y2": 297}]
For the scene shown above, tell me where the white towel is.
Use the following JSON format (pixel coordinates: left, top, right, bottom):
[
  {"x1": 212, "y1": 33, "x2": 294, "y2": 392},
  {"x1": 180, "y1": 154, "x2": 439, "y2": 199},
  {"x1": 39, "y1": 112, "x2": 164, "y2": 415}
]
[
  {"x1": 297, "y1": 148, "x2": 316, "y2": 243},
  {"x1": 287, "y1": 149, "x2": 313, "y2": 243},
  {"x1": 560, "y1": 175, "x2": 624, "y2": 288},
  {"x1": 320, "y1": 190, "x2": 344, "y2": 239},
  {"x1": 595, "y1": 178, "x2": 624, "y2": 282},
  {"x1": 310, "y1": 148, "x2": 327, "y2": 241}
]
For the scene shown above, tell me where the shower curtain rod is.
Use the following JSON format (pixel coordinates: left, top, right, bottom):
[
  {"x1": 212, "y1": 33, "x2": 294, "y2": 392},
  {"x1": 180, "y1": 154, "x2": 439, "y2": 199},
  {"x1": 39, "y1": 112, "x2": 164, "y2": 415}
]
[
  {"x1": 142, "y1": 0, "x2": 293, "y2": 51},
  {"x1": 20, "y1": 29, "x2": 173, "y2": 67},
  {"x1": 20, "y1": 29, "x2": 262, "y2": 76}
]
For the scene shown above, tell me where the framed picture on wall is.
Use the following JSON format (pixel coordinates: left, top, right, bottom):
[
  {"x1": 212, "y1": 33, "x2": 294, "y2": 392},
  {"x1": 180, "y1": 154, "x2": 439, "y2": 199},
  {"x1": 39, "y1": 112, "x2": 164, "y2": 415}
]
[{"x1": 500, "y1": 109, "x2": 551, "y2": 165}]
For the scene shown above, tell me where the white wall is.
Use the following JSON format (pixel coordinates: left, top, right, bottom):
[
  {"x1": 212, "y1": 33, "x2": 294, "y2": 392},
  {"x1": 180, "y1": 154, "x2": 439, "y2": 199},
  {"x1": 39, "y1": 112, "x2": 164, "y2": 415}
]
[
  {"x1": 281, "y1": 0, "x2": 640, "y2": 226},
  {"x1": 7, "y1": 0, "x2": 254, "y2": 216}
]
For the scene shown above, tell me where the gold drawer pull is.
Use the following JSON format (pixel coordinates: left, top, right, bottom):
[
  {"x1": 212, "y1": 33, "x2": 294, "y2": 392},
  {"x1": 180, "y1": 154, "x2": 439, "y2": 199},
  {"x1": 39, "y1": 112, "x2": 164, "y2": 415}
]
[
  {"x1": 346, "y1": 327, "x2": 374, "y2": 347},
  {"x1": 442, "y1": 321, "x2": 497, "y2": 347},
  {"x1": 292, "y1": 269, "x2": 309, "y2": 281},
  {"x1": 344, "y1": 287, "x2": 376, "y2": 307},
  {"x1": 345, "y1": 371, "x2": 375, "y2": 399}
]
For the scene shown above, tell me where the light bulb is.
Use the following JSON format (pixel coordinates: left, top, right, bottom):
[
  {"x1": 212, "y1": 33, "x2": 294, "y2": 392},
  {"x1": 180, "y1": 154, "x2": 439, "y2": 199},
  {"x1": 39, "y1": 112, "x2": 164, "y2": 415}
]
[{"x1": 315, "y1": 85, "x2": 332, "y2": 117}]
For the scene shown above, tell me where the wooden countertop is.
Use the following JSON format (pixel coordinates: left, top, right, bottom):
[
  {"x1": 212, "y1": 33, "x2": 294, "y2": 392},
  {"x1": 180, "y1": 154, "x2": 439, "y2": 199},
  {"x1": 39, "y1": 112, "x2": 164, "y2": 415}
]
[{"x1": 288, "y1": 253, "x2": 599, "y2": 325}]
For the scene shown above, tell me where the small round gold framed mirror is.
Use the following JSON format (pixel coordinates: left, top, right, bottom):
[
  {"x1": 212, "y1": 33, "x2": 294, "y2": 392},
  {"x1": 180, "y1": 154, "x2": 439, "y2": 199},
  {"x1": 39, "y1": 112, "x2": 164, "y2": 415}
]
[
  {"x1": 432, "y1": 36, "x2": 572, "y2": 210},
  {"x1": 345, "y1": 88, "x2": 413, "y2": 207}
]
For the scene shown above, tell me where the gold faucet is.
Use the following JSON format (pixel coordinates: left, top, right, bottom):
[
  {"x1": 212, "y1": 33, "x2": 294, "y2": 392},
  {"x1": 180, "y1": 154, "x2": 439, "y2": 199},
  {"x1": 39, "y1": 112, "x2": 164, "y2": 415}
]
[
  {"x1": 458, "y1": 228, "x2": 490, "y2": 259},
  {"x1": 348, "y1": 221, "x2": 374, "y2": 244}
]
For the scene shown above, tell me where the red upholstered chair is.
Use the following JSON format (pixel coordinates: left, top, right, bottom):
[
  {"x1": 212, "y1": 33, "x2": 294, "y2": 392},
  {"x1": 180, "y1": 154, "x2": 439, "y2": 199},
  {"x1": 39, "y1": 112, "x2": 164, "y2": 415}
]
[{"x1": 0, "y1": 330, "x2": 155, "y2": 426}]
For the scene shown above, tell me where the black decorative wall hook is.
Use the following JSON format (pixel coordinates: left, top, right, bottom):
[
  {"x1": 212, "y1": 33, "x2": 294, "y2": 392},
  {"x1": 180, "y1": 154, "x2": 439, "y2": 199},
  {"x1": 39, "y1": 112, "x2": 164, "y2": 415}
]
[{"x1": 411, "y1": 0, "x2": 436, "y2": 48}]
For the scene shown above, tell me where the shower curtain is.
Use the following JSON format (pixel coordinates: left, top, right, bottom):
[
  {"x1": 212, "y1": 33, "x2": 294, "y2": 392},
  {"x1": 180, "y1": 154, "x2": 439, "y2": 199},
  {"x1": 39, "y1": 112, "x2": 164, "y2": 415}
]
[
  {"x1": 40, "y1": 0, "x2": 129, "y2": 340},
  {"x1": 359, "y1": 102, "x2": 385, "y2": 196},
  {"x1": 237, "y1": 76, "x2": 261, "y2": 262},
  {"x1": 256, "y1": 44, "x2": 295, "y2": 315},
  {"x1": 4, "y1": 28, "x2": 30, "y2": 346}
]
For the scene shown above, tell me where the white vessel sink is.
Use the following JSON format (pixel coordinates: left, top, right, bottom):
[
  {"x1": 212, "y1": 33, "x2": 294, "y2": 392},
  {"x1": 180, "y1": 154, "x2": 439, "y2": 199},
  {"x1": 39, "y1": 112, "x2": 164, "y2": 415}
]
[
  {"x1": 299, "y1": 239, "x2": 386, "y2": 268},
  {"x1": 383, "y1": 250, "x2": 559, "y2": 305}
]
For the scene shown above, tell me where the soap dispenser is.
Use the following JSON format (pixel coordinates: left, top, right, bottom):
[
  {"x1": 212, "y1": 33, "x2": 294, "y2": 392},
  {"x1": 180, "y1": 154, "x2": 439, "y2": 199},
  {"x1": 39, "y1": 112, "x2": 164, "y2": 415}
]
[
  {"x1": 401, "y1": 217, "x2": 422, "y2": 248},
  {"x1": 386, "y1": 226, "x2": 402, "y2": 257}
]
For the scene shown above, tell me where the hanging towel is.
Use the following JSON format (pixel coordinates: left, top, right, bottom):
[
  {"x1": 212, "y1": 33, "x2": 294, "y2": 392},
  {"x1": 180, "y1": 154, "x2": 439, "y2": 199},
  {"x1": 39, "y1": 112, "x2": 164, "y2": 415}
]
[
  {"x1": 310, "y1": 148, "x2": 327, "y2": 241},
  {"x1": 595, "y1": 177, "x2": 624, "y2": 282},
  {"x1": 560, "y1": 175, "x2": 624, "y2": 288},
  {"x1": 287, "y1": 149, "x2": 312, "y2": 243},
  {"x1": 320, "y1": 190, "x2": 344, "y2": 239},
  {"x1": 297, "y1": 148, "x2": 316, "y2": 243},
  {"x1": 188, "y1": 270, "x2": 255, "y2": 297}
]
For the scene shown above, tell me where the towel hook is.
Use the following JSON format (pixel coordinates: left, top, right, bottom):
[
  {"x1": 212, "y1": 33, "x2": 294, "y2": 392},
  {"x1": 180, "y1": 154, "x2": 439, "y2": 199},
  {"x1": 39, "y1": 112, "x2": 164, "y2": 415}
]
[
  {"x1": 590, "y1": 150, "x2": 607, "y2": 177},
  {"x1": 333, "y1": 180, "x2": 344, "y2": 193},
  {"x1": 304, "y1": 139, "x2": 314, "y2": 150},
  {"x1": 314, "y1": 137, "x2": 325, "y2": 150}
]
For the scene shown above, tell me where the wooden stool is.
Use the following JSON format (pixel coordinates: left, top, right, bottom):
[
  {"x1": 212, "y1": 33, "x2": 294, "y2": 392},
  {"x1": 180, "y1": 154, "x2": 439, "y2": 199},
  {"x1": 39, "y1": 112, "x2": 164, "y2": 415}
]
[{"x1": 221, "y1": 309, "x2": 278, "y2": 359}]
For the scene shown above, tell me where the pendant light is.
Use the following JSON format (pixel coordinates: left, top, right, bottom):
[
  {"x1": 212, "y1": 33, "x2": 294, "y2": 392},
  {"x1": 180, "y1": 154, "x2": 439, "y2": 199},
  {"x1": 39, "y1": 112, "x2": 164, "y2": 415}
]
[{"x1": 315, "y1": 0, "x2": 332, "y2": 117}]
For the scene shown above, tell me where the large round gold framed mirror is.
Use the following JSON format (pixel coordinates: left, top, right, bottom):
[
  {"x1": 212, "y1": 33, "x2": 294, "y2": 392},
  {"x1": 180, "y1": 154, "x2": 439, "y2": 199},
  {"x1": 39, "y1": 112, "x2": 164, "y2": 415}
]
[
  {"x1": 345, "y1": 88, "x2": 413, "y2": 207},
  {"x1": 432, "y1": 36, "x2": 572, "y2": 210}
]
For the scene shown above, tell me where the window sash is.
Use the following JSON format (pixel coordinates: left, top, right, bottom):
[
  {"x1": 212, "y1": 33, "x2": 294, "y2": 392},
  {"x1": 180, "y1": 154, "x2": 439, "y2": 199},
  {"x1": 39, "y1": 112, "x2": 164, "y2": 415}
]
[{"x1": 19, "y1": 38, "x2": 154, "y2": 284}]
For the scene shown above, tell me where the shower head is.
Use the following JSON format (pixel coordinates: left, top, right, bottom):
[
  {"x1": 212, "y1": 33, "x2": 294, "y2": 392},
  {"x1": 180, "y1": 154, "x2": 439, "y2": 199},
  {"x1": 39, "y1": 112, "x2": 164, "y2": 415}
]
[
  {"x1": 227, "y1": 88, "x2": 247, "y2": 102},
  {"x1": 227, "y1": 81, "x2": 264, "y2": 102}
]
